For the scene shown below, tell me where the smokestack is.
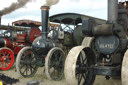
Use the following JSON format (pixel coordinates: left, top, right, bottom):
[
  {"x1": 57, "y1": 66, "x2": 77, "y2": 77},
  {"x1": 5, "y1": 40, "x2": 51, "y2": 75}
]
[
  {"x1": 0, "y1": 16, "x2": 1, "y2": 27},
  {"x1": 108, "y1": 0, "x2": 118, "y2": 23},
  {"x1": 40, "y1": 6, "x2": 50, "y2": 39}
]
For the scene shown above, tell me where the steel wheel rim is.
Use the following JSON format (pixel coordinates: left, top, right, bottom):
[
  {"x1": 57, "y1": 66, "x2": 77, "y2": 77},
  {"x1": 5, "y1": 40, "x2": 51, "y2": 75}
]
[
  {"x1": 0, "y1": 48, "x2": 14, "y2": 70},
  {"x1": 18, "y1": 47, "x2": 38, "y2": 77},
  {"x1": 121, "y1": 50, "x2": 128, "y2": 85},
  {"x1": 64, "y1": 46, "x2": 95, "y2": 85},
  {"x1": 49, "y1": 50, "x2": 64, "y2": 80},
  {"x1": 45, "y1": 47, "x2": 65, "y2": 80}
]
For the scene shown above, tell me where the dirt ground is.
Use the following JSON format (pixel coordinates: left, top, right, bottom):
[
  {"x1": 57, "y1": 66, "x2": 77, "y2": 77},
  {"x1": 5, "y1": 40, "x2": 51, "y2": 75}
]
[{"x1": 0, "y1": 65, "x2": 122, "y2": 85}]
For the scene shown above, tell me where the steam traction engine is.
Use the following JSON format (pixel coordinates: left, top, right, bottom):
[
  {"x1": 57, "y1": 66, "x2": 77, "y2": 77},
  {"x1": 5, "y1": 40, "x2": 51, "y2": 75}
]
[
  {"x1": 16, "y1": 6, "x2": 83, "y2": 80},
  {"x1": 15, "y1": 4, "x2": 105, "y2": 80},
  {"x1": 0, "y1": 20, "x2": 41, "y2": 70},
  {"x1": 64, "y1": 0, "x2": 128, "y2": 85}
]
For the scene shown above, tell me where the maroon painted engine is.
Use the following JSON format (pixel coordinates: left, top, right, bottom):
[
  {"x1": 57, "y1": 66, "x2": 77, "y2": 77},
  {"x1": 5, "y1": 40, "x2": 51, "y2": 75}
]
[{"x1": 0, "y1": 20, "x2": 41, "y2": 70}]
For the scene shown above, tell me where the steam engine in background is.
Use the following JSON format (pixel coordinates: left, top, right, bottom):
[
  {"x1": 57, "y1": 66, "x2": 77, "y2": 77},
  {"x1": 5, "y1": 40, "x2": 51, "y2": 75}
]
[
  {"x1": 0, "y1": 19, "x2": 41, "y2": 70},
  {"x1": 65, "y1": 0, "x2": 128, "y2": 85}
]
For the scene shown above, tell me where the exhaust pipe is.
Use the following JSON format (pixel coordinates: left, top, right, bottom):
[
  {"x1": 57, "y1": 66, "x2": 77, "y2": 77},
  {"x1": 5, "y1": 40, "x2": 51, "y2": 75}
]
[
  {"x1": 40, "y1": 6, "x2": 50, "y2": 39},
  {"x1": 108, "y1": 0, "x2": 118, "y2": 23}
]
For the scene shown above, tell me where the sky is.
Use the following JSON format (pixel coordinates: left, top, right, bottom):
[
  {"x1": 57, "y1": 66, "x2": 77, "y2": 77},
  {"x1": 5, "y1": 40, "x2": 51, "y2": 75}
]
[{"x1": 0, "y1": 0, "x2": 124, "y2": 25}]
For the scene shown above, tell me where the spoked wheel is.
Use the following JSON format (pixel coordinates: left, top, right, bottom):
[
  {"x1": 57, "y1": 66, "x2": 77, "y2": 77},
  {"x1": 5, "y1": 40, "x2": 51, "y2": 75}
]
[
  {"x1": 45, "y1": 47, "x2": 65, "y2": 80},
  {"x1": 0, "y1": 48, "x2": 14, "y2": 70},
  {"x1": 64, "y1": 46, "x2": 96, "y2": 85},
  {"x1": 16, "y1": 46, "x2": 38, "y2": 77},
  {"x1": 121, "y1": 50, "x2": 128, "y2": 85}
]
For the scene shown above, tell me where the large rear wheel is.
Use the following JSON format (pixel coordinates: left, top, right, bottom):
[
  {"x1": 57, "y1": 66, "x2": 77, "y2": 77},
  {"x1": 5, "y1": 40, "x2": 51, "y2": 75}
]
[
  {"x1": 45, "y1": 47, "x2": 65, "y2": 80},
  {"x1": 81, "y1": 37, "x2": 94, "y2": 47},
  {"x1": 121, "y1": 50, "x2": 128, "y2": 85},
  {"x1": 64, "y1": 46, "x2": 96, "y2": 85},
  {"x1": 16, "y1": 46, "x2": 38, "y2": 77}
]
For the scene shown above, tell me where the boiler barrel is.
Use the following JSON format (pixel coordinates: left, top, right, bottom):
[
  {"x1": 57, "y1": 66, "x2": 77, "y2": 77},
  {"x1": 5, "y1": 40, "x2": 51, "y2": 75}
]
[
  {"x1": 73, "y1": 26, "x2": 84, "y2": 45},
  {"x1": 0, "y1": 38, "x2": 5, "y2": 48},
  {"x1": 0, "y1": 38, "x2": 13, "y2": 48}
]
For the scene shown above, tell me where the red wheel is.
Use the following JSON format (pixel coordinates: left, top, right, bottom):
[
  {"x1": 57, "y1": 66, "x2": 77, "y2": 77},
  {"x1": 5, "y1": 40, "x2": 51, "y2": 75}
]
[{"x1": 0, "y1": 48, "x2": 14, "y2": 70}]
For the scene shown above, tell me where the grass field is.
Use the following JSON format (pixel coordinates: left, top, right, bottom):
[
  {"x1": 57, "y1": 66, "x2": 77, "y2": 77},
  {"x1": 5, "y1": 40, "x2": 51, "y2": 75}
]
[{"x1": 0, "y1": 66, "x2": 122, "y2": 85}]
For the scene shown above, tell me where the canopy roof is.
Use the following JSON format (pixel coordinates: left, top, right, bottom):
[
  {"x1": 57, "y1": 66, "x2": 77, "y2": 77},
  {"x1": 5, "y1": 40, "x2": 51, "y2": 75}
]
[
  {"x1": 49, "y1": 13, "x2": 106, "y2": 25},
  {"x1": 12, "y1": 19, "x2": 41, "y2": 27}
]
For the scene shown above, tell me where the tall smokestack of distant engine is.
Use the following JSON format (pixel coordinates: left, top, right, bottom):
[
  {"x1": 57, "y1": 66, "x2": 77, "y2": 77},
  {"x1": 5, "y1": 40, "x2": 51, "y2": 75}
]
[
  {"x1": 108, "y1": 0, "x2": 118, "y2": 23},
  {"x1": 0, "y1": 16, "x2": 1, "y2": 27},
  {"x1": 40, "y1": 6, "x2": 50, "y2": 39}
]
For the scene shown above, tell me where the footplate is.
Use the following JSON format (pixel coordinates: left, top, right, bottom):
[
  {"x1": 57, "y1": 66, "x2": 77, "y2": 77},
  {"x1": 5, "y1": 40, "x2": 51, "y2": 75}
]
[{"x1": 94, "y1": 65, "x2": 121, "y2": 76}]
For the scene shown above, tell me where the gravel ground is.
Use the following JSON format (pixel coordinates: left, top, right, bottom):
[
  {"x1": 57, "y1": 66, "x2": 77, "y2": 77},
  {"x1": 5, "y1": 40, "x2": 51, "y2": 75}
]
[{"x1": 0, "y1": 66, "x2": 122, "y2": 85}]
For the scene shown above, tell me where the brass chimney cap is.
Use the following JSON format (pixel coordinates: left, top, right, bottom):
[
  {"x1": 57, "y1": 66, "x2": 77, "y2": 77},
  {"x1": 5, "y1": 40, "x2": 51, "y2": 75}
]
[{"x1": 40, "y1": 6, "x2": 50, "y2": 10}]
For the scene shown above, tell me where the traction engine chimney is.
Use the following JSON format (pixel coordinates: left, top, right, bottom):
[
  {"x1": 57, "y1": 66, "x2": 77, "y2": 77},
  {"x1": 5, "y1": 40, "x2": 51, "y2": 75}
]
[
  {"x1": 0, "y1": 16, "x2": 1, "y2": 27},
  {"x1": 108, "y1": 0, "x2": 118, "y2": 23},
  {"x1": 40, "y1": 6, "x2": 50, "y2": 39}
]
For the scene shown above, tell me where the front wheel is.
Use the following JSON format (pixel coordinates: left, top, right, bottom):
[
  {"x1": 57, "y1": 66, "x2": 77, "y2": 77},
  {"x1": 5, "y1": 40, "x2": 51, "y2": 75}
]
[
  {"x1": 16, "y1": 46, "x2": 38, "y2": 77},
  {"x1": 0, "y1": 47, "x2": 14, "y2": 70},
  {"x1": 45, "y1": 47, "x2": 65, "y2": 81}
]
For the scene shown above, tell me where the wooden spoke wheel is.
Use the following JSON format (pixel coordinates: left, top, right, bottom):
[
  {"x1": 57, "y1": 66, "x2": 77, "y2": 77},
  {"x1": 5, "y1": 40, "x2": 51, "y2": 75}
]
[
  {"x1": 45, "y1": 47, "x2": 65, "y2": 81},
  {"x1": 16, "y1": 46, "x2": 38, "y2": 77},
  {"x1": 64, "y1": 46, "x2": 95, "y2": 85},
  {"x1": 0, "y1": 48, "x2": 14, "y2": 70},
  {"x1": 122, "y1": 50, "x2": 128, "y2": 85}
]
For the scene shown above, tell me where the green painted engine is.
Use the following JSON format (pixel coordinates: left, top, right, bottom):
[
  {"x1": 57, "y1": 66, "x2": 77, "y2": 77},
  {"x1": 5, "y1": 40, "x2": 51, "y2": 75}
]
[{"x1": 64, "y1": 0, "x2": 128, "y2": 85}]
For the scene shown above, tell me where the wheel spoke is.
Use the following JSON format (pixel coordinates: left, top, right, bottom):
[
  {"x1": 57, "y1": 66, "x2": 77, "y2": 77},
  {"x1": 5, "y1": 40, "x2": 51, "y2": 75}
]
[
  {"x1": 6, "y1": 62, "x2": 10, "y2": 66},
  {"x1": 26, "y1": 67, "x2": 28, "y2": 76},
  {"x1": 6, "y1": 52, "x2": 9, "y2": 56},
  {"x1": 49, "y1": 55, "x2": 56, "y2": 68},
  {"x1": 2, "y1": 50, "x2": 5, "y2": 56},
  {"x1": 29, "y1": 65, "x2": 33, "y2": 74},
  {"x1": 5, "y1": 62, "x2": 7, "y2": 67},
  {"x1": 0, "y1": 62, "x2": 4, "y2": 66},
  {"x1": 80, "y1": 53, "x2": 83, "y2": 63},
  {"x1": 49, "y1": 62, "x2": 54, "y2": 68},
  {"x1": 82, "y1": 56, "x2": 87, "y2": 64},
  {"x1": 20, "y1": 60, "x2": 25, "y2": 64},
  {"x1": 2, "y1": 62, "x2": 3, "y2": 68},
  {"x1": 55, "y1": 51, "x2": 59, "y2": 56},
  {"x1": 5, "y1": 51, "x2": 9, "y2": 56},
  {"x1": 5, "y1": 53, "x2": 11, "y2": 58},
  {"x1": 58, "y1": 54, "x2": 63, "y2": 64},
  {"x1": 78, "y1": 74, "x2": 82, "y2": 85},
  {"x1": 51, "y1": 69, "x2": 56, "y2": 76},
  {"x1": 30, "y1": 55, "x2": 35, "y2": 61},
  {"x1": 82, "y1": 73, "x2": 86, "y2": 80},
  {"x1": 54, "y1": 51, "x2": 59, "y2": 61},
  {"x1": 22, "y1": 65, "x2": 28, "y2": 75},
  {"x1": 20, "y1": 63, "x2": 25, "y2": 69}
]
